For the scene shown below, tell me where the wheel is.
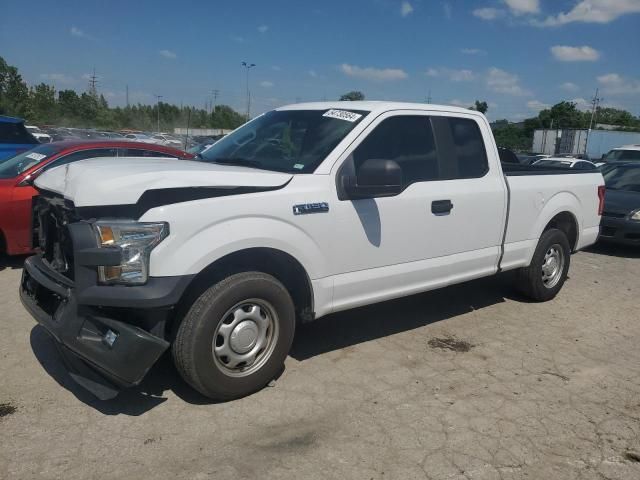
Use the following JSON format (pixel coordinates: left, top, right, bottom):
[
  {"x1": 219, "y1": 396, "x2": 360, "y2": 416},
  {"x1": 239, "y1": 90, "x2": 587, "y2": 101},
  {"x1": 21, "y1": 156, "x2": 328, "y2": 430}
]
[
  {"x1": 516, "y1": 228, "x2": 571, "y2": 302},
  {"x1": 172, "y1": 271, "x2": 295, "y2": 400}
]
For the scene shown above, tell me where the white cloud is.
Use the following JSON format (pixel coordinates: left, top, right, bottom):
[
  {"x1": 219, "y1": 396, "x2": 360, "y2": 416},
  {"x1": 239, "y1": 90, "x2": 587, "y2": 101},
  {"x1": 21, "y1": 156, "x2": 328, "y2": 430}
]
[
  {"x1": 486, "y1": 67, "x2": 531, "y2": 96},
  {"x1": 70, "y1": 26, "x2": 91, "y2": 39},
  {"x1": 259, "y1": 80, "x2": 274, "y2": 88},
  {"x1": 230, "y1": 35, "x2": 245, "y2": 43},
  {"x1": 571, "y1": 97, "x2": 592, "y2": 111},
  {"x1": 551, "y1": 45, "x2": 600, "y2": 62},
  {"x1": 537, "y1": 0, "x2": 640, "y2": 27},
  {"x1": 159, "y1": 49, "x2": 177, "y2": 59},
  {"x1": 473, "y1": 7, "x2": 505, "y2": 20},
  {"x1": 340, "y1": 63, "x2": 408, "y2": 82},
  {"x1": 308, "y1": 70, "x2": 318, "y2": 78},
  {"x1": 40, "y1": 73, "x2": 75, "y2": 85},
  {"x1": 527, "y1": 100, "x2": 550, "y2": 111},
  {"x1": 503, "y1": 0, "x2": 539, "y2": 15},
  {"x1": 461, "y1": 48, "x2": 486, "y2": 55},
  {"x1": 401, "y1": 1, "x2": 414, "y2": 17},
  {"x1": 560, "y1": 82, "x2": 579, "y2": 92},
  {"x1": 449, "y1": 99, "x2": 473, "y2": 108},
  {"x1": 597, "y1": 73, "x2": 640, "y2": 95},
  {"x1": 443, "y1": 2, "x2": 452, "y2": 19},
  {"x1": 426, "y1": 67, "x2": 475, "y2": 82},
  {"x1": 257, "y1": 25, "x2": 269, "y2": 33}
]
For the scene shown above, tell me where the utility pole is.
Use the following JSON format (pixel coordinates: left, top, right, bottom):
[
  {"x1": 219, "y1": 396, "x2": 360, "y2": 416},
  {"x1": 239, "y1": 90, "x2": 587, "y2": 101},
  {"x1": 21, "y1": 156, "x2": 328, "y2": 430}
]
[
  {"x1": 241, "y1": 61, "x2": 256, "y2": 121},
  {"x1": 585, "y1": 88, "x2": 601, "y2": 156},
  {"x1": 125, "y1": 84, "x2": 129, "y2": 107},
  {"x1": 153, "y1": 94, "x2": 163, "y2": 133},
  {"x1": 426, "y1": 89, "x2": 432, "y2": 104},
  {"x1": 211, "y1": 89, "x2": 220, "y2": 114},
  {"x1": 88, "y1": 67, "x2": 99, "y2": 97}
]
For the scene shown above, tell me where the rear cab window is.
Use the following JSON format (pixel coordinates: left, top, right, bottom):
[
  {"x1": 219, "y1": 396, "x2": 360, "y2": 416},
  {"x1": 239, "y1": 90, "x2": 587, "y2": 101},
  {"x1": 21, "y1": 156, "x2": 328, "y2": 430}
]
[
  {"x1": 0, "y1": 122, "x2": 39, "y2": 144},
  {"x1": 347, "y1": 113, "x2": 489, "y2": 191}
]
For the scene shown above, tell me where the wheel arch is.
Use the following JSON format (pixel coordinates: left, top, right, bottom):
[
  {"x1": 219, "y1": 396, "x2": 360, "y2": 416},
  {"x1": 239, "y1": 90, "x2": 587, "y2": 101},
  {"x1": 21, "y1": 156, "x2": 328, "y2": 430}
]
[
  {"x1": 169, "y1": 247, "x2": 315, "y2": 337},
  {"x1": 542, "y1": 211, "x2": 579, "y2": 252}
]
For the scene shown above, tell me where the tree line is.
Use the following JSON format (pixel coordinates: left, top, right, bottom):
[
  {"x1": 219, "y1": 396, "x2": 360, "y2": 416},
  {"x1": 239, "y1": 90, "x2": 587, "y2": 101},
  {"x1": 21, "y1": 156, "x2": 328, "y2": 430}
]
[
  {"x1": 340, "y1": 90, "x2": 640, "y2": 151},
  {"x1": 0, "y1": 56, "x2": 246, "y2": 131}
]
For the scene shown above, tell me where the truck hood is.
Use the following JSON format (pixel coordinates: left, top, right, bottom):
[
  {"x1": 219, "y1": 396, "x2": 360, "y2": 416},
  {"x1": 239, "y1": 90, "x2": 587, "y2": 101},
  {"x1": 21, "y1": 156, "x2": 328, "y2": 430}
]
[{"x1": 34, "y1": 157, "x2": 292, "y2": 206}]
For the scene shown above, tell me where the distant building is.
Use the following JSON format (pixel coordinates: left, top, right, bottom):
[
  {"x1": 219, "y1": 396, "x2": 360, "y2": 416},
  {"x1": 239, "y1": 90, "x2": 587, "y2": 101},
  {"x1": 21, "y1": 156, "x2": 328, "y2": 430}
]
[{"x1": 532, "y1": 129, "x2": 640, "y2": 159}]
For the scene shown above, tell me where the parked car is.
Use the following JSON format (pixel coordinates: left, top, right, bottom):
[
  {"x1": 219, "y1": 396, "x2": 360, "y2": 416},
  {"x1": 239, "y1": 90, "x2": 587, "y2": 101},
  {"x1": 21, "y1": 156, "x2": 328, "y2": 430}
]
[
  {"x1": 25, "y1": 125, "x2": 52, "y2": 143},
  {"x1": 151, "y1": 133, "x2": 183, "y2": 148},
  {"x1": 599, "y1": 163, "x2": 640, "y2": 245},
  {"x1": 124, "y1": 133, "x2": 157, "y2": 143},
  {"x1": 0, "y1": 140, "x2": 193, "y2": 256},
  {"x1": 602, "y1": 145, "x2": 640, "y2": 164},
  {"x1": 21, "y1": 102, "x2": 603, "y2": 401},
  {"x1": 532, "y1": 157, "x2": 597, "y2": 170},
  {"x1": 0, "y1": 115, "x2": 39, "y2": 160}
]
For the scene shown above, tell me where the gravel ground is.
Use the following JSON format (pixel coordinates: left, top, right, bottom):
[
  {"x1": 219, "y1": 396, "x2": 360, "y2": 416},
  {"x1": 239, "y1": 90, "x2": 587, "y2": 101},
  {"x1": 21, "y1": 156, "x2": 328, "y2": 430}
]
[{"x1": 1, "y1": 244, "x2": 639, "y2": 480}]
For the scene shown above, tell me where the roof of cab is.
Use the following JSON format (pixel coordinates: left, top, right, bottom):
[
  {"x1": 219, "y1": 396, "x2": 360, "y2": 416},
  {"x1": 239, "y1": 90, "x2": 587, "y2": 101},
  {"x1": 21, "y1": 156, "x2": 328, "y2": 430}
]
[
  {"x1": 614, "y1": 145, "x2": 640, "y2": 151},
  {"x1": 0, "y1": 115, "x2": 25, "y2": 124},
  {"x1": 275, "y1": 101, "x2": 482, "y2": 116}
]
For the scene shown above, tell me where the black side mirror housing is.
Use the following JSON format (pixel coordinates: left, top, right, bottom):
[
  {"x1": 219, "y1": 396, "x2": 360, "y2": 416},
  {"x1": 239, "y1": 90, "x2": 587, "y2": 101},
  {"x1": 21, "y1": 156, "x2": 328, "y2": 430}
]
[{"x1": 343, "y1": 158, "x2": 403, "y2": 200}]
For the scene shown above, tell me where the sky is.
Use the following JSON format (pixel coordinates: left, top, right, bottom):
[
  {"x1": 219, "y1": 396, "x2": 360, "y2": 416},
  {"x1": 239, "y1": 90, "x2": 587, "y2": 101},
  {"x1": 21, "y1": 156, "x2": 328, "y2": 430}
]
[{"x1": 1, "y1": 0, "x2": 640, "y2": 121}]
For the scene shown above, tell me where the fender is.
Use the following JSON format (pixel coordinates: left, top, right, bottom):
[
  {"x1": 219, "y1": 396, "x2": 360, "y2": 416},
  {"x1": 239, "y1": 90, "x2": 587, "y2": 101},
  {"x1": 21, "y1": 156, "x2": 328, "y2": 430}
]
[
  {"x1": 147, "y1": 215, "x2": 328, "y2": 281},
  {"x1": 524, "y1": 190, "x2": 582, "y2": 265}
]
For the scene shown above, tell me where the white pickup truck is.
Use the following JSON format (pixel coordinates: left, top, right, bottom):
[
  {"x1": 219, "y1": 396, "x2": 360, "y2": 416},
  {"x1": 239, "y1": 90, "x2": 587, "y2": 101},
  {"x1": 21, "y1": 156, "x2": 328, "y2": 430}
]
[{"x1": 20, "y1": 102, "x2": 604, "y2": 401}]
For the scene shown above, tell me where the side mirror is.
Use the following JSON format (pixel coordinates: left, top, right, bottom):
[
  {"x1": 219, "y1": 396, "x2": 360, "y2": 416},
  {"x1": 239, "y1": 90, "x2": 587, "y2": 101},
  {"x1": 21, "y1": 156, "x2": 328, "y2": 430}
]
[{"x1": 343, "y1": 158, "x2": 403, "y2": 199}]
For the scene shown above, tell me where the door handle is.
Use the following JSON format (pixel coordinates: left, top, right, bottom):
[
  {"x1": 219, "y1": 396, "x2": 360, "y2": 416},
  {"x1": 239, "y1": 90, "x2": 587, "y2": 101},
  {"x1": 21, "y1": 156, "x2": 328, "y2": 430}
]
[{"x1": 431, "y1": 199, "x2": 453, "y2": 215}]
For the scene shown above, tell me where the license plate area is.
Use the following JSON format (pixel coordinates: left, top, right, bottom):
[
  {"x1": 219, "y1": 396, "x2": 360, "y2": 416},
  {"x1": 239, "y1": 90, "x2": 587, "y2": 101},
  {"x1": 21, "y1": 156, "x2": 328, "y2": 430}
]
[{"x1": 22, "y1": 272, "x2": 64, "y2": 319}]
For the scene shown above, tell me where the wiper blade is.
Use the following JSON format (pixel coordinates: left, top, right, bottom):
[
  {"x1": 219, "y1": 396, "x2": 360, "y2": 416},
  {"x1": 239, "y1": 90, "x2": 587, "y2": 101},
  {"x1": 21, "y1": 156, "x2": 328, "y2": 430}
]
[{"x1": 213, "y1": 157, "x2": 263, "y2": 169}]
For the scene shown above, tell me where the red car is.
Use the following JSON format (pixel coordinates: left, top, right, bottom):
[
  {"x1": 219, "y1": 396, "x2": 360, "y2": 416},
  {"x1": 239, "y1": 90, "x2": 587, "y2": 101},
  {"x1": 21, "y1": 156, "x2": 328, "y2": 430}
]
[{"x1": 0, "y1": 140, "x2": 193, "y2": 255}]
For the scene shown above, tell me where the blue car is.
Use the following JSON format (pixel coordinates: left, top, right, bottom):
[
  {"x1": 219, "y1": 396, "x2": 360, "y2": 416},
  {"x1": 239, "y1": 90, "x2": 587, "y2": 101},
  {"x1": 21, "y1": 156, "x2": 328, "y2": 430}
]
[{"x1": 0, "y1": 115, "x2": 39, "y2": 161}]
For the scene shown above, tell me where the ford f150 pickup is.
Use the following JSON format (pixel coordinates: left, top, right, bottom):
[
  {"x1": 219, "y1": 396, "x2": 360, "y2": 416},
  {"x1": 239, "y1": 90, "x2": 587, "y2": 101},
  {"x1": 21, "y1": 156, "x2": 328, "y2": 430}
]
[{"x1": 19, "y1": 102, "x2": 605, "y2": 401}]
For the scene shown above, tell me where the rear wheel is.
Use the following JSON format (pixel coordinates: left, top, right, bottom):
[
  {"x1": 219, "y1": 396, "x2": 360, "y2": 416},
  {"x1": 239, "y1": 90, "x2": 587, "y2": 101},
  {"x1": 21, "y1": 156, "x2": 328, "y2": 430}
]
[
  {"x1": 172, "y1": 271, "x2": 295, "y2": 400},
  {"x1": 516, "y1": 228, "x2": 571, "y2": 302}
]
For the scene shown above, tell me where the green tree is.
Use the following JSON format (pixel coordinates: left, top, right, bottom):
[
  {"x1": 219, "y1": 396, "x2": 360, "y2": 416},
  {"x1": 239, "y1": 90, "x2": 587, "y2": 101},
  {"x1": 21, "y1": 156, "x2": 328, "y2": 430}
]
[
  {"x1": 211, "y1": 105, "x2": 246, "y2": 129},
  {"x1": 339, "y1": 91, "x2": 365, "y2": 101},
  {"x1": 29, "y1": 83, "x2": 57, "y2": 123},
  {"x1": 470, "y1": 100, "x2": 488, "y2": 114},
  {"x1": 538, "y1": 101, "x2": 585, "y2": 129},
  {"x1": 0, "y1": 56, "x2": 30, "y2": 117}
]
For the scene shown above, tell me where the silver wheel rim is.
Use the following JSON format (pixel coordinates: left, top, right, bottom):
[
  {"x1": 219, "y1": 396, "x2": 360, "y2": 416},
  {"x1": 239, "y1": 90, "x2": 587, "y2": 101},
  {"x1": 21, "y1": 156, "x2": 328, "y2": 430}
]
[
  {"x1": 541, "y1": 244, "x2": 565, "y2": 289},
  {"x1": 212, "y1": 299, "x2": 279, "y2": 377}
]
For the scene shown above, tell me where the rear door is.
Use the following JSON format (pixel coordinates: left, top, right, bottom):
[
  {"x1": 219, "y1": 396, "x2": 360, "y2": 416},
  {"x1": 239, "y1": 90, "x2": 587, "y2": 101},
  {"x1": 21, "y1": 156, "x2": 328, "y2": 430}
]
[{"x1": 328, "y1": 111, "x2": 506, "y2": 312}]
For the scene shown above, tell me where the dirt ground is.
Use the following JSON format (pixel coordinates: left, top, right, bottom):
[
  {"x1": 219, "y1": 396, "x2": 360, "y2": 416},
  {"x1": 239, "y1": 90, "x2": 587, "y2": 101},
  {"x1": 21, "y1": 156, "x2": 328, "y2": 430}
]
[{"x1": 1, "y1": 244, "x2": 639, "y2": 480}]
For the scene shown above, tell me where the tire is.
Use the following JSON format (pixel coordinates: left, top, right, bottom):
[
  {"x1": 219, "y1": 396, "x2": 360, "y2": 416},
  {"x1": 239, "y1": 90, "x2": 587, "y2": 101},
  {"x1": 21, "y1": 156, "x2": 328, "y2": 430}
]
[
  {"x1": 516, "y1": 228, "x2": 571, "y2": 302},
  {"x1": 172, "y1": 271, "x2": 295, "y2": 400}
]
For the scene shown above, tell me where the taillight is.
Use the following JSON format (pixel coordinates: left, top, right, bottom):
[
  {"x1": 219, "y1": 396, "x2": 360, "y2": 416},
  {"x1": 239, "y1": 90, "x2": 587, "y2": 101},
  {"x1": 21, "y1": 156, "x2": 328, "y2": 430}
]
[{"x1": 597, "y1": 185, "x2": 605, "y2": 216}]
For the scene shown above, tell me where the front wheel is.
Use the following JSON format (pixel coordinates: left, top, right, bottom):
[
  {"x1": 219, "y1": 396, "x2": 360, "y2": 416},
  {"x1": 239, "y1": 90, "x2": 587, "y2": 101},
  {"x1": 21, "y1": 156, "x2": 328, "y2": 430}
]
[
  {"x1": 172, "y1": 272, "x2": 295, "y2": 400},
  {"x1": 516, "y1": 228, "x2": 571, "y2": 302}
]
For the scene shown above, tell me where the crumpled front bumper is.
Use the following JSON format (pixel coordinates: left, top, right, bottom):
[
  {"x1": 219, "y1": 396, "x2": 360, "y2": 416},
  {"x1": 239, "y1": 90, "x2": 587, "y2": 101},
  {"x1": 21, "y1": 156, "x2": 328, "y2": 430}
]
[{"x1": 20, "y1": 250, "x2": 193, "y2": 400}]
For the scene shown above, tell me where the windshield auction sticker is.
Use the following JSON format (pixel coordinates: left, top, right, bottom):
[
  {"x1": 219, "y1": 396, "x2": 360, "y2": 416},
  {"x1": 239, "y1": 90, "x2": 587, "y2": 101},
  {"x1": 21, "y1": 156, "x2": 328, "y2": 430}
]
[
  {"x1": 323, "y1": 109, "x2": 362, "y2": 122},
  {"x1": 25, "y1": 153, "x2": 47, "y2": 161}
]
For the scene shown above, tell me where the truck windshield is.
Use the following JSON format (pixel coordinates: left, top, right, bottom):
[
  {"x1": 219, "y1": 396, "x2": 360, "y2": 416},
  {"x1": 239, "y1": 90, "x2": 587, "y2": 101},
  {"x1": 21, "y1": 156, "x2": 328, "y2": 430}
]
[
  {"x1": 604, "y1": 149, "x2": 640, "y2": 162},
  {"x1": 0, "y1": 144, "x2": 62, "y2": 178},
  {"x1": 198, "y1": 109, "x2": 368, "y2": 173},
  {"x1": 603, "y1": 165, "x2": 640, "y2": 192}
]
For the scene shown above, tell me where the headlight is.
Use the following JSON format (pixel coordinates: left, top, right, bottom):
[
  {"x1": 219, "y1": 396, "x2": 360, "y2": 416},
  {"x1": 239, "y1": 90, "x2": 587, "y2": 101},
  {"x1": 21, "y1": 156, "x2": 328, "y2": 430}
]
[
  {"x1": 93, "y1": 221, "x2": 169, "y2": 285},
  {"x1": 630, "y1": 210, "x2": 640, "y2": 221}
]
